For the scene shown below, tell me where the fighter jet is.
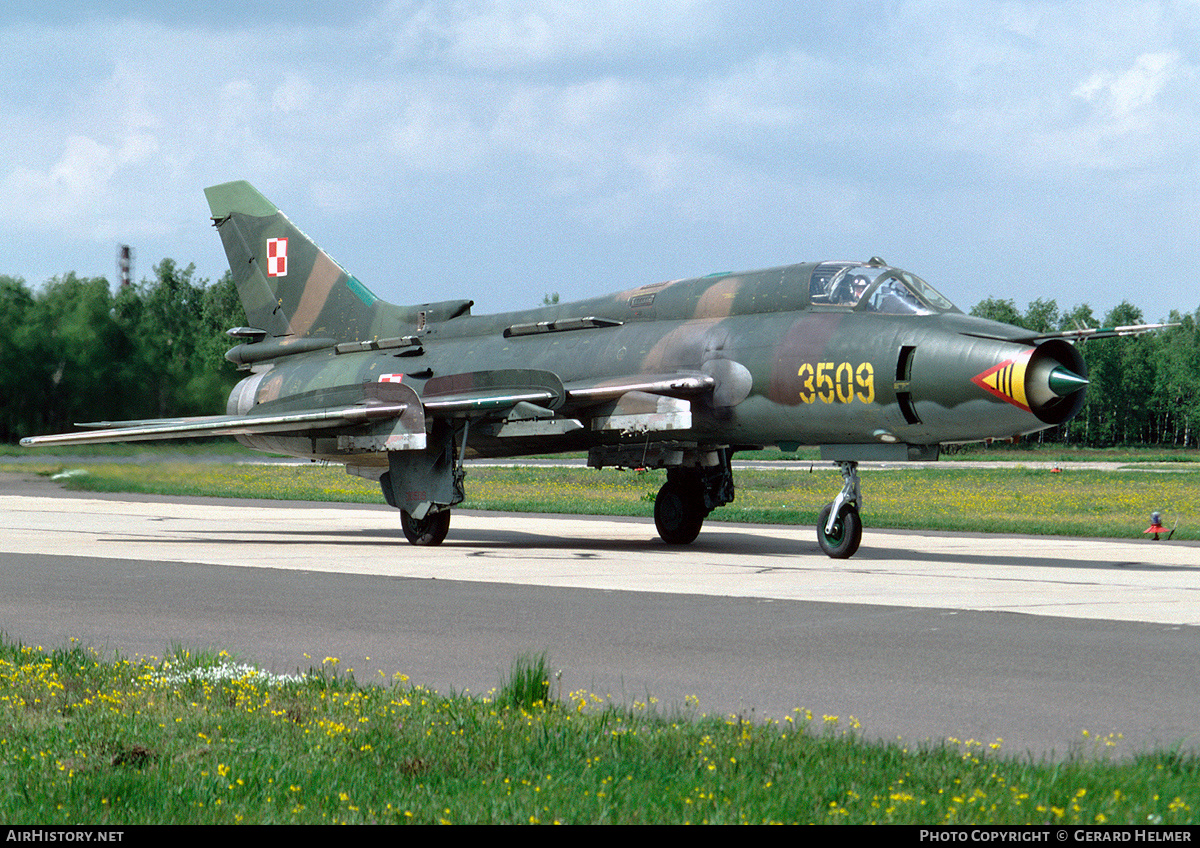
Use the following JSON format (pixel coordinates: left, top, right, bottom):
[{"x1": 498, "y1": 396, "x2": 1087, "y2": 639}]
[{"x1": 23, "y1": 181, "x2": 1160, "y2": 557}]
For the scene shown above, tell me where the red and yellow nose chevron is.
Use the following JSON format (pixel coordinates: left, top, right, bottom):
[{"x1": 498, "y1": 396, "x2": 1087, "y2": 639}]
[{"x1": 971, "y1": 349, "x2": 1034, "y2": 412}]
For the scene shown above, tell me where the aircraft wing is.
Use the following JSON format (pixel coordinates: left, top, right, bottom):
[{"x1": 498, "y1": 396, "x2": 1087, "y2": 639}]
[
  {"x1": 19, "y1": 407, "x2": 405, "y2": 447},
  {"x1": 19, "y1": 382, "x2": 425, "y2": 449},
  {"x1": 19, "y1": 369, "x2": 718, "y2": 449},
  {"x1": 963, "y1": 322, "x2": 1180, "y2": 344}
]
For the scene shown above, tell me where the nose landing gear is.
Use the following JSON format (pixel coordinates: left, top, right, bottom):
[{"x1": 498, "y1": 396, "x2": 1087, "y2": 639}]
[{"x1": 817, "y1": 461, "x2": 862, "y2": 558}]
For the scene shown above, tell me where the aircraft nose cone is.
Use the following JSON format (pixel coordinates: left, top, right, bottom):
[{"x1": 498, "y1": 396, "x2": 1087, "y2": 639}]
[{"x1": 1047, "y1": 365, "x2": 1088, "y2": 398}]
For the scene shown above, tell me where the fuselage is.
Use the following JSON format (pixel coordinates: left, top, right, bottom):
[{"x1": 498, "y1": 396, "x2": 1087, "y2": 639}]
[{"x1": 226, "y1": 259, "x2": 1085, "y2": 465}]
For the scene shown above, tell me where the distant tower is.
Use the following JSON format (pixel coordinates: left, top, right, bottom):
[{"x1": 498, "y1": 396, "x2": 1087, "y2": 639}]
[{"x1": 118, "y1": 244, "x2": 134, "y2": 288}]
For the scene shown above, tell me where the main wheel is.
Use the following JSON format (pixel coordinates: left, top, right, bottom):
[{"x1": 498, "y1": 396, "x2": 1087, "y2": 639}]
[
  {"x1": 400, "y1": 508, "x2": 451, "y2": 546},
  {"x1": 654, "y1": 481, "x2": 705, "y2": 545},
  {"x1": 816, "y1": 502, "x2": 862, "y2": 559}
]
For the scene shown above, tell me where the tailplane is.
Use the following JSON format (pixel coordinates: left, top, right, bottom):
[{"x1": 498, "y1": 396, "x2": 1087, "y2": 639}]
[{"x1": 204, "y1": 181, "x2": 382, "y2": 341}]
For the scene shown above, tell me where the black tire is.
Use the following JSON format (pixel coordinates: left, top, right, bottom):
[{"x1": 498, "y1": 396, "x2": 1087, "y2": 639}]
[
  {"x1": 816, "y1": 502, "x2": 862, "y2": 559},
  {"x1": 654, "y1": 481, "x2": 705, "y2": 545},
  {"x1": 400, "y1": 508, "x2": 451, "y2": 546}
]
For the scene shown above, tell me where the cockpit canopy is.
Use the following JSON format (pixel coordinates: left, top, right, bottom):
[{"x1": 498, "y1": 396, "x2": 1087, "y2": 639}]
[{"x1": 809, "y1": 260, "x2": 958, "y2": 315}]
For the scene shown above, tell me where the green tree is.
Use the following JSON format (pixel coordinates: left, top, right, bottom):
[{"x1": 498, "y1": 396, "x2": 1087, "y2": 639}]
[
  {"x1": 1058, "y1": 303, "x2": 1097, "y2": 332},
  {"x1": 120, "y1": 259, "x2": 243, "y2": 419},
  {"x1": 192, "y1": 270, "x2": 246, "y2": 413},
  {"x1": 5, "y1": 260, "x2": 249, "y2": 442},
  {"x1": 1022, "y1": 298, "x2": 1059, "y2": 333},
  {"x1": 969, "y1": 297, "x2": 1022, "y2": 326},
  {"x1": 1149, "y1": 310, "x2": 1200, "y2": 447},
  {"x1": 28, "y1": 273, "x2": 134, "y2": 433},
  {"x1": 1085, "y1": 302, "x2": 1153, "y2": 444},
  {"x1": 0, "y1": 276, "x2": 37, "y2": 441}
]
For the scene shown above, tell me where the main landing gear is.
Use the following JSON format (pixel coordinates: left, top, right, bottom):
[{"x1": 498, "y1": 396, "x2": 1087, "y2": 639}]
[
  {"x1": 652, "y1": 451, "x2": 737, "y2": 545},
  {"x1": 817, "y1": 461, "x2": 862, "y2": 559},
  {"x1": 654, "y1": 480, "x2": 706, "y2": 544},
  {"x1": 382, "y1": 418, "x2": 466, "y2": 547},
  {"x1": 400, "y1": 508, "x2": 452, "y2": 546}
]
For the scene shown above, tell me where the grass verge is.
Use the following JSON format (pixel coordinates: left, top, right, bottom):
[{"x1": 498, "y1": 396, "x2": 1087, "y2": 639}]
[
  {"x1": 1, "y1": 638, "x2": 1195, "y2": 825},
  {"x1": 6, "y1": 460, "x2": 1197, "y2": 541}
]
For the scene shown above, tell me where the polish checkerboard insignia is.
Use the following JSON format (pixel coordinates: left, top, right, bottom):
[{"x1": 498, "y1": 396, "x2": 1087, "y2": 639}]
[{"x1": 266, "y1": 238, "x2": 288, "y2": 277}]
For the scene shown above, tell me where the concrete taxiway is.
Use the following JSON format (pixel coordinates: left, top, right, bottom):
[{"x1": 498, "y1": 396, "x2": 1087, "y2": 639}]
[{"x1": 1, "y1": 473, "x2": 1197, "y2": 757}]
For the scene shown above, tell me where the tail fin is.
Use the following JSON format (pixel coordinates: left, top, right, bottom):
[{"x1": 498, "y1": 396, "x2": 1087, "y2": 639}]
[{"x1": 204, "y1": 181, "x2": 382, "y2": 341}]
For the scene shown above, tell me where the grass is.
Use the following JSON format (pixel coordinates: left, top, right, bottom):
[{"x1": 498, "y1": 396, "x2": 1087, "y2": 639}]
[
  {"x1": 943, "y1": 443, "x2": 1200, "y2": 464},
  {"x1": 494, "y1": 653, "x2": 554, "y2": 712},
  {"x1": 6, "y1": 458, "x2": 1198, "y2": 541},
  {"x1": 0, "y1": 638, "x2": 1195, "y2": 825},
  {"x1": 0, "y1": 440, "x2": 263, "y2": 459}
]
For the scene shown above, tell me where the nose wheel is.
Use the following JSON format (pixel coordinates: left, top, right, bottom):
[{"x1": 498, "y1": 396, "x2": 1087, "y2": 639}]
[
  {"x1": 817, "y1": 502, "x2": 862, "y2": 558},
  {"x1": 817, "y1": 461, "x2": 862, "y2": 558}
]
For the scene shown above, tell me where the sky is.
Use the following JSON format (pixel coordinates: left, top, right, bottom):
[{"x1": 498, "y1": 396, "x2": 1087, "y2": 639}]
[{"x1": 2, "y1": 1, "x2": 1198, "y2": 321}]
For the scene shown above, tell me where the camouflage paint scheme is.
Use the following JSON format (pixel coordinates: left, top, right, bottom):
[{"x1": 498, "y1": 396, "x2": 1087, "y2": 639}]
[{"x1": 24, "y1": 181, "x2": 1104, "y2": 557}]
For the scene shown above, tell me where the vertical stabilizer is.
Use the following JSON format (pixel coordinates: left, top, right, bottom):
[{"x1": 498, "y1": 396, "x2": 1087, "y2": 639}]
[{"x1": 204, "y1": 181, "x2": 382, "y2": 341}]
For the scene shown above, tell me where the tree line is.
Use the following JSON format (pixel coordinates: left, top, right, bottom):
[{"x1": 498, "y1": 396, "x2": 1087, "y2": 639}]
[
  {"x1": 1, "y1": 264, "x2": 1197, "y2": 447},
  {"x1": 0, "y1": 260, "x2": 244, "y2": 443}
]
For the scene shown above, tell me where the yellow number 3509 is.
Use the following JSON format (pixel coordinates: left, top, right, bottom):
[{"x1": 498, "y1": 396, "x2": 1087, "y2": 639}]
[{"x1": 797, "y1": 362, "x2": 875, "y2": 405}]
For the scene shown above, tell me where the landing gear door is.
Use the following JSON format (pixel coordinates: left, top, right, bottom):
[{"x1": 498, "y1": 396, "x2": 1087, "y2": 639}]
[{"x1": 383, "y1": 419, "x2": 463, "y2": 520}]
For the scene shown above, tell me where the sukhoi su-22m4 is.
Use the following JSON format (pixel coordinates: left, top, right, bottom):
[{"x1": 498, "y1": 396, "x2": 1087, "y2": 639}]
[{"x1": 25, "y1": 181, "x2": 1163, "y2": 558}]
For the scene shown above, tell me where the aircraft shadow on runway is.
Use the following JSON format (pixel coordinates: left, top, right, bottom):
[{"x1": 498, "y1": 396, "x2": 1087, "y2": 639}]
[
  {"x1": 106, "y1": 526, "x2": 812, "y2": 557},
  {"x1": 102, "y1": 524, "x2": 1195, "y2": 571}
]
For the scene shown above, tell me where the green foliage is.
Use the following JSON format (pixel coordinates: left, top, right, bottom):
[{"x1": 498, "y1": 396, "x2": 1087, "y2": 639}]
[
  {"x1": 969, "y1": 297, "x2": 1060, "y2": 333},
  {"x1": 1022, "y1": 297, "x2": 1059, "y2": 333},
  {"x1": 0, "y1": 262, "x2": 245, "y2": 442},
  {"x1": 0, "y1": 637, "x2": 1196, "y2": 824},
  {"x1": 496, "y1": 653, "x2": 553, "y2": 711},
  {"x1": 0, "y1": 276, "x2": 37, "y2": 438},
  {"x1": 969, "y1": 297, "x2": 1021, "y2": 326}
]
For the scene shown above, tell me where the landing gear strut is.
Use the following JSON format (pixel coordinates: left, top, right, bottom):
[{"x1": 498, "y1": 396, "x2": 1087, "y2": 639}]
[{"x1": 817, "y1": 461, "x2": 862, "y2": 558}]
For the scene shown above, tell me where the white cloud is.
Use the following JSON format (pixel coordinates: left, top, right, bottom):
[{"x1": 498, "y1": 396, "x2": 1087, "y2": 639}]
[
  {"x1": 5, "y1": 136, "x2": 116, "y2": 224},
  {"x1": 382, "y1": 0, "x2": 716, "y2": 69},
  {"x1": 0, "y1": 2, "x2": 1197, "y2": 316},
  {"x1": 272, "y1": 74, "x2": 316, "y2": 113},
  {"x1": 1075, "y1": 51, "x2": 1181, "y2": 118}
]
